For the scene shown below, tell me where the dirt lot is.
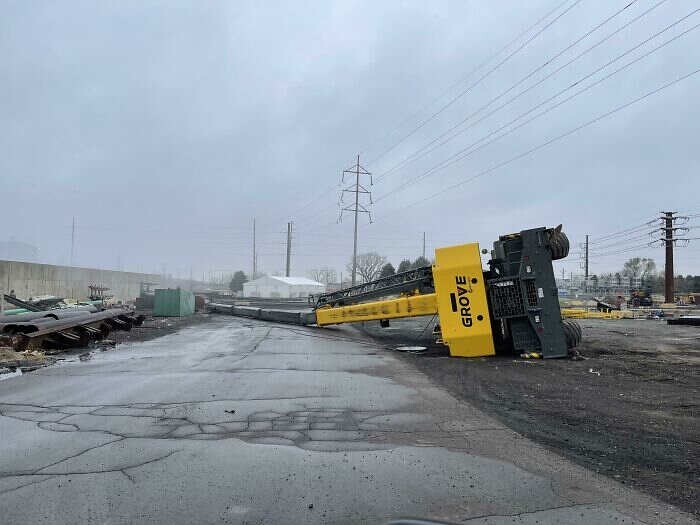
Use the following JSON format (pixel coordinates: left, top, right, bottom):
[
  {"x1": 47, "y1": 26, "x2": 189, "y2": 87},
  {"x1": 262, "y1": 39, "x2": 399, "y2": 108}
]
[{"x1": 360, "y1": 317, "x2": 700, "y2": 516}]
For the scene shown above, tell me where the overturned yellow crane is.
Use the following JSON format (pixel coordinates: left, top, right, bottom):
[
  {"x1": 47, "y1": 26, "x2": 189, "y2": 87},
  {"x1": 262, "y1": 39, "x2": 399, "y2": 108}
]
[
  {"x1": 211, "y1": 226, "x2": 581, "y2": 359},
  {"x1": 315, "y1": 243, "x2": 495, "y2": 357}
]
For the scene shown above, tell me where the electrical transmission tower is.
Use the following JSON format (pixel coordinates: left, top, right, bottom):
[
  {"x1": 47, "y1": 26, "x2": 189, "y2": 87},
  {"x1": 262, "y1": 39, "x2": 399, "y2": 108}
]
[
  {"x1": 339, "y1": 155, "x2": 373, "y2": 286},
  {"x1": 651, "y1": 211, "x2": 690, "y2": 303}
]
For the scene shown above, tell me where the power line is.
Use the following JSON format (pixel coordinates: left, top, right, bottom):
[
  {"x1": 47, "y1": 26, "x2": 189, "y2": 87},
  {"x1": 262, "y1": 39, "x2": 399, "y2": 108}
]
[
  {"x1": 374, "y1": 9, "x2": 699, "y2": 204},
  {"x1": 266, "y1": 4, "x2": 584, "y2": 228},
  {"x1": 372, "y1": 66, "x2": 700, "y2": 220},
  {"x1": 374, "y1": 0, "x2": 650, "y2": 183},
  {"x1": 293, "y1": 13, "x2": 698, "y2": 237},
  {"x1": 590, "y1": 219, "x2": 658, "y2": 244},
  {"x1": 588, "y1": 242, "x2": 656, "y2": 257},
  {"x1": 289, "y1": 2, "x2": 584, "y2": 230},
  {"x1": 289, "y1": 5, "x2": 578, "y2": 231},
  {"x1": 589, "y1": 231, "x2": 657, "y2": 252},
  {"x1": 366, "y1": 0, "x2": 583, "y2": 167},
  {"x1": 365, "y1": 0, "x2": 574, "y2": 166}
]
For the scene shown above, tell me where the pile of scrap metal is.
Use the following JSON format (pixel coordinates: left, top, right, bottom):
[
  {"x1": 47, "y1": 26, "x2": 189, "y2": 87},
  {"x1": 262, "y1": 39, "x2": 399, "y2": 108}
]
[
  {"x1": 595, "y1": 297, "x2": 621, "y2": 312},
  {"x1": 2, "y1": 293, "x2": 99, "y2": 314},
  {"x1": 0, "y1": 307, "x2": 144, "y2": 352}
]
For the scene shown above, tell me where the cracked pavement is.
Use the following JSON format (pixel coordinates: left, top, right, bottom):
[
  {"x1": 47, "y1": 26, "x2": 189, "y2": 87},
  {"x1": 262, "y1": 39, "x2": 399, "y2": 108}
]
[{"x1": 0, "y1": 316, "x2": 695, "y2": 524}]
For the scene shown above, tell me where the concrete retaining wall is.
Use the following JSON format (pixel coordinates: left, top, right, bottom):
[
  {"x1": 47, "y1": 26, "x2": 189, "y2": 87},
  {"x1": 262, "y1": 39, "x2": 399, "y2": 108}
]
[{"x1": 0, "y1": 260, "x2": 160, "y2": 303}]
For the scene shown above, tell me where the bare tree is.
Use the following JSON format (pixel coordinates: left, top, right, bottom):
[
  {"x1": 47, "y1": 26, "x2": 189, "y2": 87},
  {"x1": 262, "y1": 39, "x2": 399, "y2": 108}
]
[
  {"x1": 622, "y1": 258, "x2": 656, "y2": 279},
  {"x1": 346, "y1": 252, "x2": 386, "y2": 284},
  {"x1": 308, "y1": 267, "x2": 337, "y2": 284}
]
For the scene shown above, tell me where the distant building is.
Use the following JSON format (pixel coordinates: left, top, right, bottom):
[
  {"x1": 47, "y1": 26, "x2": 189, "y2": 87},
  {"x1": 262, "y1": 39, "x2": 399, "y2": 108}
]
[
  {"x1": 243, "y1": 275, "x2": 325, "y2": 298},
  {"x1": 0, "y1": 240, "x2": 39, "y2": 262}
]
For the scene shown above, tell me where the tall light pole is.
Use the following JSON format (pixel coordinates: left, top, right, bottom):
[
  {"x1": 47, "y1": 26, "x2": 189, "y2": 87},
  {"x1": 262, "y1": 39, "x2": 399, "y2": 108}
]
[{"x1": 285, "y1": 222, "x2": 293, "y2": 277}]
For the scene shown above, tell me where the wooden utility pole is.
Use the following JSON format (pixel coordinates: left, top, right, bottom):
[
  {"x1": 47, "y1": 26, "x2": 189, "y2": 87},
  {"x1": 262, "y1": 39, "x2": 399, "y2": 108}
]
[
  {"x1": 339, "y1": 155, "x2": 372, "y2": 286},
  {"x1": 252, "y1": 218, "x2": 257, "y2": 278},
  {"x1": 285, "y1": 222, "x2": 293, "y2": 277},
  {"x1": 584, "y1": 234, "x2": 589, "y2": 292},
  {"x1": 70, "y1": 216, "x2": 76, "y2": 266}
]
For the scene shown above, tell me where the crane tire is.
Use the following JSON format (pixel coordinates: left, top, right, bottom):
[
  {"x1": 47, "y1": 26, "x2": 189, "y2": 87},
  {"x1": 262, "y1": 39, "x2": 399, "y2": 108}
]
[
  {"x1": 548, "y1": 226, "x2": 570, "y2": 260},
  {"x1": 562, "y1": 319, "x2": 582, "y2": 349}
]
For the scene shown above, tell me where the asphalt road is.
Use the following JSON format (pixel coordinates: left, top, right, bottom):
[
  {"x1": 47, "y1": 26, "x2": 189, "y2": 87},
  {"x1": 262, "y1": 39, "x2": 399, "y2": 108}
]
[
  {"x1": 360, "y1": 317, "x2": 700, "y2": 515},
  {"x1": 0, "y1": 317, "x2": 695, "y2": 524}
]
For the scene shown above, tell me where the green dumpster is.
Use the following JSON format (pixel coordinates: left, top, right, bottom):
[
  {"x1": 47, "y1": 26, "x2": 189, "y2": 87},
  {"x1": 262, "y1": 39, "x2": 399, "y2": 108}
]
[{"x1": 153, "y1": 288, "x2": 195, "y2": 317}]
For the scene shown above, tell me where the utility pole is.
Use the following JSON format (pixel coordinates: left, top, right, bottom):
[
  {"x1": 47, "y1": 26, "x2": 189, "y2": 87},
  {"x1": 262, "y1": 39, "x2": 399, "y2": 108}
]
[
  {"x1": 252, "y1": 218, "x2": 257, "y2": 279},
  {"x1": 285, "y1": 222, "x2": 293, "y2": 277},
  {"x1": 584, "y1": 234, "x2": 589, "y2": 293},
  {"x1": 422, "y1": 232, "x2": 426, "y2": 259},
  {"x1": 70, "y1": 216, "x2": 76, "y2": 266},
  {"x1": 339, "y1": 155, "x2": 372, "y2": 286},
  {"x1": 664, "y1": 212, "x2": 674, "y2": 303},
  {"x1": 651, "y1": 211, "x2": 690, "y2": 303}
]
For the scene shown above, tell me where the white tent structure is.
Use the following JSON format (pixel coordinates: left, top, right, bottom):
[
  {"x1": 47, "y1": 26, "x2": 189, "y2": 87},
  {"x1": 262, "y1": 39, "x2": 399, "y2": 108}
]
[{"x1": 242, "y1": 275, "x2": 325, "y2": 299}]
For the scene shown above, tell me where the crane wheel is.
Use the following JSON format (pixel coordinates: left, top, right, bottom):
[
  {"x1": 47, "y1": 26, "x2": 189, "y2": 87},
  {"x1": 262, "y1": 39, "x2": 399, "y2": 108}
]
[
  {"x1": 547, "y1": 224, "x2": 570, "y2": 260},
  {"x1": 562, "y1": 319, "x2": 582, "y2": 349}
]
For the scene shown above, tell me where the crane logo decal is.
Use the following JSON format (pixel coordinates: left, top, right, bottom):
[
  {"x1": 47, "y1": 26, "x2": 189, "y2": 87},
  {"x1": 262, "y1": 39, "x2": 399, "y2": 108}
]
[{"x1": 450, "y1": 275, "x2": 473, "y2": 327}]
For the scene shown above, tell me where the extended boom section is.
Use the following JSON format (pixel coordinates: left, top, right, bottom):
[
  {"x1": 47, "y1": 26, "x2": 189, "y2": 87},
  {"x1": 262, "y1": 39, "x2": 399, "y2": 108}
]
[{"x1": 315, "y1": 293, "x2": 438, "y2": 325}]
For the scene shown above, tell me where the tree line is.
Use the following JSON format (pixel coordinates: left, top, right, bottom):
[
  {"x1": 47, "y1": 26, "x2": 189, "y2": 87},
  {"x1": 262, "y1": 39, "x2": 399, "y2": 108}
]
[
  {"x1": 589, "y1": 257, "x2": 699, "y2": 294},
  {"x1": 226, "y1": 255, "x2": 698, "y2": 294}
]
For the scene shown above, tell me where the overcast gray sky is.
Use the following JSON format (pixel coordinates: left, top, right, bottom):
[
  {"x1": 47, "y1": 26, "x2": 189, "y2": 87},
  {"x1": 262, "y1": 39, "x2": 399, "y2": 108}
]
[{"x1": 2, "y1": 0, "x2": 699, "y2": 281}]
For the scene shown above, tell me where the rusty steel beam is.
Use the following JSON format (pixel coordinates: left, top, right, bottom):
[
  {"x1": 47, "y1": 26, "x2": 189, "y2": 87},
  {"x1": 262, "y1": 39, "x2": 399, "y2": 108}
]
[{"x1": 14, "y1": 309, "x2": 142, "y2": 352}]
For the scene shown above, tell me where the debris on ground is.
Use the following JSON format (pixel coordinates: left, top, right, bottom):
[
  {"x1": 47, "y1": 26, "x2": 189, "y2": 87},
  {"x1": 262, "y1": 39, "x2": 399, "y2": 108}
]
[
  {"x1": 0, "y1": 367, "x2": 22, "y2": 381},
  {"x1": 395, "y1": 345, "x2": 427, "y2": 353},
  {"x1": 0, "y1": 347, "x2": 48, "y2": 370}
]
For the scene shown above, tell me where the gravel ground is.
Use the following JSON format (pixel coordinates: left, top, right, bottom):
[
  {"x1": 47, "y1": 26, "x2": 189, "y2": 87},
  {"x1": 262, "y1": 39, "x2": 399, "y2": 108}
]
[{"x1": 359, "y1": 316, "x2": 700, "y2": 516}]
